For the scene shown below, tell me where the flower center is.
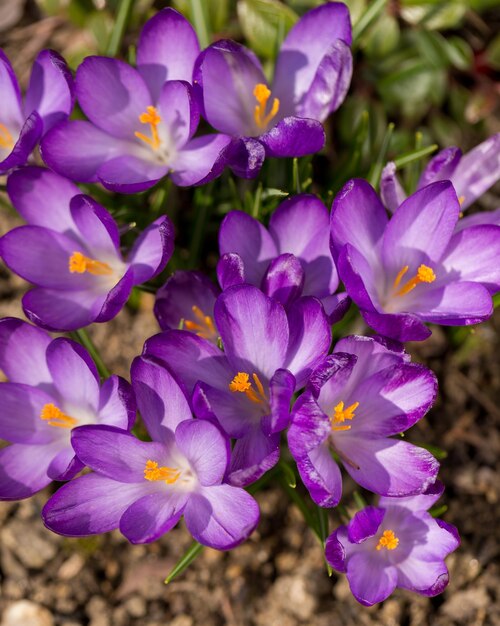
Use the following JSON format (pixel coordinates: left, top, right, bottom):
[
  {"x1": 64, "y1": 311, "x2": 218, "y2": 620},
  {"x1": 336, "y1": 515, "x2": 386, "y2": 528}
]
[
  {"x1": 143, "y1": 460, "x2": 180, "y2": 484},
  {"x1": 184, "y1": 306, "x2": 218, "y2": 342},
  {"x1": 0, "y1": 123, "x2": 14, "y2": 150},
  {"x1": 40, "y1": 403, "x2": 78, "y2": 429},
  {"x1": 376, "y1": 529, "x2": 399, "y2": 551},
  {"x1": 69, "y1": 252, "x2": 113, "y2": 276},
  {"x1": 229, "y1": 371, "x2": 268, "y2": 406},
  {"x1": 331, "y1": 400, "x2": 359, "y2": 432},
  {"x1": 253, "y1": 83, "x2": 280, "y2": 130},
  {"x1": 393, "y1": 264, "x2": 436, "y2": 297},
  {"x1": 135, "y1": 106, "x2": 162, "y2": 151}
]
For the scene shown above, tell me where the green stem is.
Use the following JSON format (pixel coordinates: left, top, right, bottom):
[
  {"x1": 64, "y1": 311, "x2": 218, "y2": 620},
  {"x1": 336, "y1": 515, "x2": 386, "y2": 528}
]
[
  {"x1": 188, "y1": 185, "x2": 213, "y2": 268},
  {"x1": 367, "y1": 122, "x2": 394, "y2": 190},
  {"x1": 71, "y1": 329, "x2": 110, "y2": 379},
  {"x1": 106, "y1": 0, "x2": 135, "y2": 57},
  {"x1": 189, "y1": 0, "x2": 210, "y2": 49},
  {"x1": 393, "y1": 144, "x2": 438, "y2": 169},
  {"x1": 164, "y1": 541, "x2": 204, "y2": 584}
]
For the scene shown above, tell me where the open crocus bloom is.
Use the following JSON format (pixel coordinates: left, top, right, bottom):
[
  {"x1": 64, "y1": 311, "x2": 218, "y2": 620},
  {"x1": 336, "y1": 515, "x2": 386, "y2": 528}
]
[
  {"x1": 0, "y1": 167, "x2": 174, "y2": 330},
  {"x1": 193, "y1": 2, "x2": 352, "y2": 177},
  {"x1": 325, "y1": 482, "x2": 460, "y2": 606},
  {"x1": 288, "y1": 336, "x2": 438, "y2": 507},
  {"x1": 217, "y1": 194, "x2": 349, "y2": 322},
  {"x1": 330, "y1": 179, "x2": 500, "y2": 341},
  {"x1": 144, "y1": 284, "x2": 331, "y2": 486},
  {"x1": 381, "y1": 133, "x2": 500, "y2": 214},
  {"x1": 42, "y1": 357, "x2": 259, "y2": 549},
  {"x1": 0, "y1": 48, "x2": 73, "y2": 174},
  {"x1": 0, "y1": 319, "x2": 135, "y2": 500},
  {"x1": 40, "y1": 8, "x2": 231, "y2": 192}
]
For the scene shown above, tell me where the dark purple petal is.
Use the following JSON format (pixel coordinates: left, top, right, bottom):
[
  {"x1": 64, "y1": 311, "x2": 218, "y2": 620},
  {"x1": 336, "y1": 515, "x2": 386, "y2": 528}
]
[
  {"x1": 380, "y1": 162, "x2": 407, "y2": 213},
  {"x1": 7, "y1": 166, "x2": 79, "y2": 234},
  {"x1": 217, "y1": 253, "x2": 246, "y2": 290},
  {"x1": 169, "y1": 133, "x2": 231, "y2": 186},
  {"x1": 322, "y1": 292, "x2": 351, "y2": 324},
  {"x1": 97, "y1": 154, "x2": 168, "y2": 194},
  {"x1": 262, "y1": 253, "x2": 304, "y2": 307},
  {"x1": 24, "y1": 49, "x2": 74, "y2": 132},
  {"x1": 336, "y1": 244, "x2": 381, "y2": 312},
  {"x1": 222, "y1": 136, "x2": 266, "y2": 179},
  {"x1": 42, "y1": 473, "x2": 147, "y2": 536},
  {"x1": 47, "y1": 448, "x2": 83, "y2": 481},
  {"x1": 0, "y1": 443, "x2": 54, "y2": 500},
  {"x1": 417, "y1": 147, "x2": 461, "y2": 190},
  {"x1": 293, "y1": 440, "x2": 342, "y2": 507},
  {"x1": 184, "y1": 484, "x2": 260, "y2": 549},
  {"x1": 131, "y1": 355, "x2": 193, "y2": 441},
  {"x1": 259, "y1": 116, "x2": 325, "y2": 157},
  {"x1": 76, "y1": 57, "x2": 151, "y2": 139},
  {"x1": 306, "y1": 352, "x2": 356, "y2": 402},
  {"x1": 0, "y1": 111, "x2": 43, "y2": 174},
  {"x1": 266, "y1": 368, "x2": 296, "y2": 434},
  {"x1": 0, "y1": 382, "x2": 55, "y2": 444},
  {"x1": 228, "y1": 429, "x2": 280, "y2": 487},
  {"x1": 325, "y1": 527, "x2": 347, "y2": 572},
  {"x1": 362, "y1": 308, "x2": 431, "y2": 342},
  {"x1": 137, "y1": 7, "x2": 200, "y2": 101},
  {"x1": 94, "y1": 267, "x2": 134, "y2": 324},
  {"x1": 98, "y1": 375, "x2": 136, "y2": 430},
  {"x1": 128, "y1": 215, "x2": 174, "y2": 285},
  {"x1": 348, "y1": 506, "x2": 385, "y2": 543},
  {"x1": 69, "y1": 194, "x2": 121, "y2": 258}
]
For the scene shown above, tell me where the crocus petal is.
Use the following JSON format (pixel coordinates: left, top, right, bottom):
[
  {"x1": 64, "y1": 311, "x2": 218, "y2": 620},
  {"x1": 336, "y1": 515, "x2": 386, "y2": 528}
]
[
  {"x1": 175, "y1": 419, "x2": 229, "y2": 486},
  {"x1": 76, "y1": 57, "x2": 151, "y2": 139},
  {"x1": 119, "y1": 491, "x2": 188, "y2": 544},
  {"x1": 69, "y1": 194, "x2": 121, "y2": 259},
  {"x1": 454, "y1": 209, "x2": 500, "y2": 232},
  {"x1": 131, "y1": 356, "x2": 193, "y2": 441},
  {"x1": 219, "y1": 211, "x2": 278, "y2": 286},
  {"x1": 184, "y1": 484, "x2": 260, "y2": 549},
  {"x1": 325, "y1": 527, "x2": 347, "y2": 572},
  {"x1": 128, "y1": 215, "x2": 174, "y2": 285},
  {"x1": 348, "y1": 506, "x2": 385, "y2": 543},
  {"x1": 0, "y1": 112, "x2": 43, "y2": 174},
  {"x1": 295, "y1": 441, "x2": 343, "y2": 508},
  {"x1": 157, "y1": 80, "x2": 199, "y2": 148},
  {"x1": 362, "y1": 308, "x2": 431, "y2": 343},
  {"x1": 266, "y1": 368, "x2": 296, "y2": 434},
  {"x1": 417, "y1": 147, "x2": 461, "y2": 190},
  {"x1": 22, "y1": 287, "x2": 106, "y2": 332},
  {"x1": 347, "y1": 552, "x2": 398, "y2": 606},
  {"x1": 71, "y1": 424, "x2": 166, "y2": 482},
  {"x1": 322, "y1": 292, "x2": 351, "y2": 324},
  {"x1": 440, "y1": 225, "x2": 500, "y2": 293},
  {"x1": 339, "y1": 438, "x2": 439, "y2": 496},
  {"x1": 333, "y1": 335, "x2": 409, "y2": 382},
  {"x1": 42, "y1": 473, "x2": 147, "y2": 536},
  {"x1": 378, "y1": 480, "x2": 444, "y2": 513},
  {"x1": 382, "y1": 181, "x2": 459, "y2": 273},
  {"x1": 217, "y1": 253, "x2": 246, "y2": 290},
  {"x1": 262, "y1": 253, "x2": 304, "y2": 308},
  {"x1": 24, "y1": 49, "x2": 74, "y2": 132},
  {"x1": 137, "y1": 7, "x2": 200, "y2": 101},
  {"x1": 154, "y1": 271, "x2": 219, "y2": 333},
  {"x1": 450, "y1": 134, "x2": 500, "y2": 209},
  {"x1": 397, "y1": 559, "x2": 450, "y2": 596},
  {"x1": 411, "y1": 281, "x2": 493, "y2": 325},
  {"x1": 228, "y1": 429, "x2": 280, "y2": 487},
  {"x1": 0, "y1": 317, "x2": 52, "y2": 388},
  {"x1": 284, "y1": 297, "x2": 331, "y2": 388},
  {"x1": 0, "y1": 49, "x2": 23, "y2": 126},
  {"x1": 380, "y1": 162, "x2": 407, "y2": 213},
  {"x1": 98, "y1": 375, "x2": 136, "y2": 430},
  {"x1": 0, "y1": 382, "x2": 55, "y2": 444},
  {"x1": 97, "y1": 155, "x2": 168, "y2": 194},
  {"x1": 41, "y1": 120, "x2": 132, "y2": 182},
  {"x1": 214, "y1": 285, "x2": 289, "y2": 380},
  {"x1": 7, "y1": 166, "x2": 79, "y2": 234},
  {"x1": 47, "y1": 448, "x2": 83, "y2": 481},
  {"x1": 219, "y1": 136, "x2": 266, "y2": 179},
  {"x1": 194, "y1": 40, "x2": 265, "y2": 136},
  {"x1": 46, "y1": 338, "x2": 100, "y2": 413},
  {"x1": 273, "y1": 2, "x2": 352, "y2": 118},
  {"x1": 169, "y1": 133, "x2": 231, "y2": 186},
  {"x1": 0, "y1": 443, "x2": 54, "y2": 500},
  {"x1": 336, "y1": 244, "x2": 381, "y2": 313},
  {"x1": 259, "y1": 116, "x2": 325, "y2": 158},
  {"x1": 330, "y1": 179, "x2": 387, "y2": 265}
]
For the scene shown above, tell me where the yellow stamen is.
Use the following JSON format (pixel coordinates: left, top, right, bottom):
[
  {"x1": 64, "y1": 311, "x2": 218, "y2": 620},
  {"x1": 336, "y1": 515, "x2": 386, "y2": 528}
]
[
  {"x1": 331, "y1": 400, "x2": 359, "y2": 432},
  {"x1": 376, "y1": 529, "x2": 399, "y2": 551},
  {"x1": 40, "y1": 403, "x2": 78, "y2": 428},
  {"x1": 0, "y1": 123, "x2": 14, "y2": 150},
  {"x1": 229, "y1": 372, "x2": 268, "y2": 405},
  {"x1": 184, "y1": 305, "x2": 217, "y2": 341},
  {"x1": 394, "y1": 264, "x2": 436, "y2": 297},
  {"x1": 253, "y1": 83, "x2": 280, "y2": 130},
  {"x1": 143, "y1": 460, "x2": 180, "y2": 484},
  {"x1": 69, "y1": 252, "x2": 113, "y2": 276},
  {"x1": 135, "y1": 105, "x2": 161, "y2": 151},
  {"x1": 458, "y1": 195, "x2": 465, "y2": 206}
]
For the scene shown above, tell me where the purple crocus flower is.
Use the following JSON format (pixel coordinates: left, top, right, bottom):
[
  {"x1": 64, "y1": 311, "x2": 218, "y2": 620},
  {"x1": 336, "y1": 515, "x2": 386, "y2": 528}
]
[
  {"x1": 325, "y1": 482, "x2": 460, "y2": 606},
  {"x1": 330, "y1": 179, "x2": 500, "y2": 341},
  {"x1": 144, "y1": 284, "x2": 331, "y2": 486},
  {"x1": 0, "y1": 48, "x2": 73, "y2": 174},
  {"x1": 217, "y1": 194, "x2": 349, "y2": 322},
  {"x1": 42, "y1": 356, "x2": 259, "y2": 549},
  {"x1": 40, "y1": 8, "x2": 231, "y2": 193},
  {"x1": 0, "y1": 167, "x2": 174, "y2": 331},
  {"x1": 0, "y1": 318, "x2": 135, "y2": 500},
  {"x1": 381, "y1": 133, "x2": 500, "y2": 213},
  {"x1": 193, "y1": 3, "x2": 352, "y2": 177},
  {"x1": 154, "y1": 270, "x2": 220, "y2": 344},
  {"x1": 288, "y1": 335, "x2": 438, "y2": 507}
]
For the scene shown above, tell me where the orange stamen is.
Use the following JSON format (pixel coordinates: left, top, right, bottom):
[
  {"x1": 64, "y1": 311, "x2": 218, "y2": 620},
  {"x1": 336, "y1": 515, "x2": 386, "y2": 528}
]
[
  {"x1": 0, "y1": 123, "x2": 14, "y2": 150},
  {"x1": 229, "y1": 372, "x2": 268, "y2": 405},
  {"x1": 331, "y1": 400, "x2": 359, "y2": 432},
  {"x1": 135, "y1": 106, "x2": 161, "y2": 151},
  {"x1": 253, "y1": 83, "x2": 280, "y2": 130},
  {"x1": 394, "y1": 264, "x2": 436, "y2": 296},
  {"x1": 184, "y1": 305, "x2": 218, "y2": 342},
  {"x1": 376, "y1": 529, "x2": 399, "y2": 551},
  {"x1": 143, "y1": 460, "x2": 180, "y2": 484},
  {"x1": 40, "y1": 403, "x2": 78, "y2": 428},
  {"x1": 69, "y1": 252, "x2": 113, "y2": 276}
]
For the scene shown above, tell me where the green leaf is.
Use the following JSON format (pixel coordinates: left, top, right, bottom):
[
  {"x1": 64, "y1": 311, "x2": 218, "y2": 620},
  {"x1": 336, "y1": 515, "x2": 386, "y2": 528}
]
[
  {"x1": 367, "y1": 122, "x2": 394, "y2": 189},
  {"x1": 279, "y1": 459, "x2": 296, "y2": 488},
  {"x1": 430, "y1": 504, "x2": 448, "y2": 518},
  {"x1": 237, "y1": 0, "x2": 298, "y2": 59},
  {"x1": 70, "y1": 329, "x2": 110, "y2": 379},
  {"x1": 353, "y1": 490, "x2": 367, "y2": 510},
  {"x1": 352, "y1": 0, "x2": 387, "y2": 46},
  {"x1": 164, "y1": 541, "x2": 204, "y2": 584},
  {"x1": 493, "y1": 292, "x2": 500, "y2": 309},
  {"x1": 392, "y1": 143, "x2": 438, "y2": 169},
  {"x1": 106, "y1": 0, "x2": 135, "y2": 57},
  {"x1": 189, "y1": 0, "x2": 211, "y2": 49},
  {"x1": 363, "y1": 13, "x2": 400, "y2": 58}
]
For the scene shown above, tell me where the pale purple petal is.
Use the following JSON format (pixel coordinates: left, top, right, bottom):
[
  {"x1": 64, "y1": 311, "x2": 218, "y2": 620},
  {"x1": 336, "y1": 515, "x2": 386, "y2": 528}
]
[
  {"x1": 454, "y1": 209, "x2": 500, "y2": 232},
  {"x1": 412, "y1": 281, "x2": 493, "y2": 325},
  {"x1": 266, "y1": 368, "x2": 296, "y2": 434},
  {"x1": 98, "y1": 375, "x2": 136, "y2": 430},
  {"x1": 0, "y1": 49, "x2": 23, "y2": 127},
  {"x1": 69, "y1": 194, "x2": 121, "y2": 259},
  {"x1": 380, "y1": 162, "x2": 407, "y2": 213},
  {"x1": 169, "y1": 133, "x2": 231, "y2": 186},
  {"x1": 417, "y1": 147, "x2": 461, "y2": 190},
  {"x1": 128, "y1": 215, "x2": 174, "y2": 284},
  {"x1": 0, "y1": 318, "x2": 51, "y2": 388},
  {"x1": 0, "y1": 112, "x2": 43, "y2": 174},
  {"x1": 47, "y1": 448, "x2": 83, "y2": 481},
  {"x1": 97, "y1": 154, "x2": 168, "y2": 194},
  {"x1": 0, "y1": 443, "x2": 54, "y2": 500},
  {"x1": 362, "y1": 308, "x2": 431, "y2": 343},
  {"x1": 347, "y1": 552, "x2": 398, "y2": 606},
  {"x1": 378, "y1": 480, "x2": 444, "y2": 512},
  {"x1": 295, "y1": 441, "x2": 343, "y2": 508},
  {"x1": 217, "y1": 253, "x2": 245, "y2": 290},
  {"x1": 262, "y1": 253, "x2": 304, "y2": 307},
  {"x1": 157, "y1": 80, "x2": 199, "y2": 148},
  {"x1": 0, "y1": 382, "x2": 55, "y2": 444},
  {"x1": 228, "y1": 429, "x2": 280, "y2": 487}
]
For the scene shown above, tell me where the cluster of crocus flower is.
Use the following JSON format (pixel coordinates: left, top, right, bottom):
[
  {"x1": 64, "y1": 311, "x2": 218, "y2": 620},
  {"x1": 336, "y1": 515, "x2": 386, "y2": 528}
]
[{"x1": 1, "y1": 1, "x2": 500, "y2": 609}]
